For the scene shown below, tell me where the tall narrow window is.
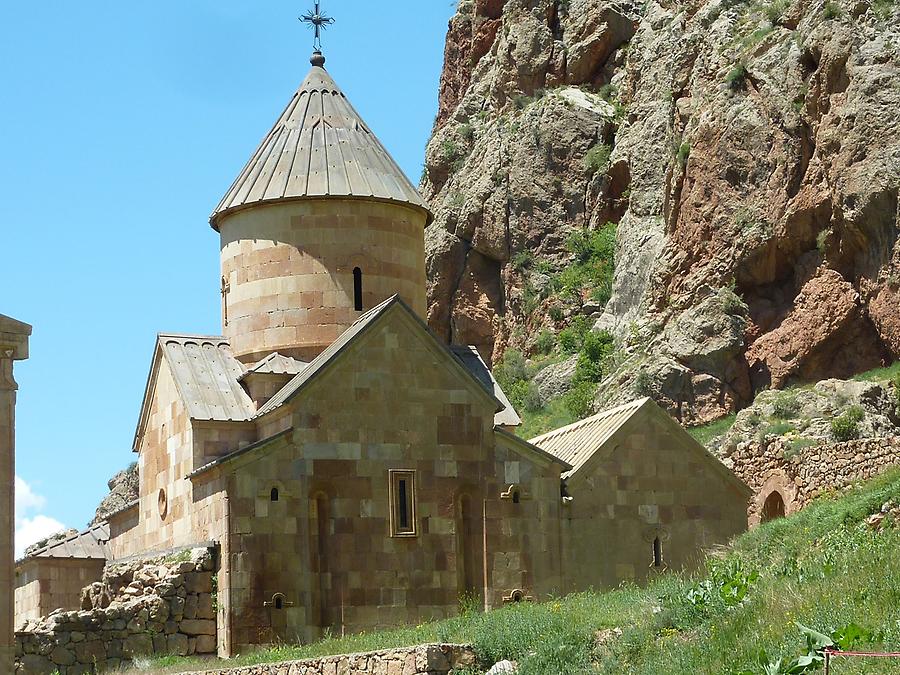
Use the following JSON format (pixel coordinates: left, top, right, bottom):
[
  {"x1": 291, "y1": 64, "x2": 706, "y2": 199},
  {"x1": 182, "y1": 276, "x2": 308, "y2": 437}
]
[
  {"x1": 270, "y1": 487, "x2": 279, "y2": 502},
  {"x1": 353, "y1": 267, "x2": 363, "y2": 311},
  {"x1": 389, "y1": 470, "x2": 417, "y2": 537},
  {"x1": 653, "y1": 537, "x2": 663, "y2": 568}
]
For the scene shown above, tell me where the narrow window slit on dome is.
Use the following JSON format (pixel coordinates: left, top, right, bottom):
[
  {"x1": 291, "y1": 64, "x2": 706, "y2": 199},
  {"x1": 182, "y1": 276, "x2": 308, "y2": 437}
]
[{"x1": 353, "y1": 267, "x2": 363, "y2": 311}]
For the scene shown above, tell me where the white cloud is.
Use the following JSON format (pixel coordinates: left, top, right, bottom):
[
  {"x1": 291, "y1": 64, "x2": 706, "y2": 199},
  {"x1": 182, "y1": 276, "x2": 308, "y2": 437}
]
[
  {"x1": 15, "y1": 475, "x2": 45, "y2": 512},
  {"x1": 15, "y1": 515, "x2": 66, "y2": 558},
  {"x1": 13, "y1": 475, "x2": 66, "y2": 558}
]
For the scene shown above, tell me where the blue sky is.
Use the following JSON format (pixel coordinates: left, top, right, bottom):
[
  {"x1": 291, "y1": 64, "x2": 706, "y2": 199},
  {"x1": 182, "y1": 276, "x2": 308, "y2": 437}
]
[{"x1": 1, "y1": 1, "x2": 456, "y2": 553}]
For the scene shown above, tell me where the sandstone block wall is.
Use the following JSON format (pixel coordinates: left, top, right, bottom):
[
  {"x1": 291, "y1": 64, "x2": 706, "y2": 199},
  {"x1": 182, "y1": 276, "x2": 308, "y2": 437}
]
[
  {"x1": 563, "y1": 408, "x2": 750, "y2": 590},
  {"x1": 15, "y1": 559, "x2": 106, "y2": 627},
  {"x1": 181, "y1": 643, "x2": 476, "y2": 675},
  {"x1": 213, "y1": 305, "x2": 564, "y2": 650},
  {"x1": 726, "y1": 436, "x2": 900, "y2": 525},
  {"x1": 219, "y1": 199, "x2": 428, "y2": 363},
  {"x1": 15, "y1": 549, "x2": 217, "y2": 674}
]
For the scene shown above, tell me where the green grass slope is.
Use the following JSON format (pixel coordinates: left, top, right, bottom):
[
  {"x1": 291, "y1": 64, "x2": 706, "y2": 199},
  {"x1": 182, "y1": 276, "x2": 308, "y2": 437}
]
[{"x1": 124, "y1": 469, "x2": 900, "y2": 674}]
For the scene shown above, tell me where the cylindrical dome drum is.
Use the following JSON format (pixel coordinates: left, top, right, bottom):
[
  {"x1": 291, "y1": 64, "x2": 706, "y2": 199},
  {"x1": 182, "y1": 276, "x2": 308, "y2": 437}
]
[{"x1": 218, "y1": 198, "x2": 427, "y2": 363}]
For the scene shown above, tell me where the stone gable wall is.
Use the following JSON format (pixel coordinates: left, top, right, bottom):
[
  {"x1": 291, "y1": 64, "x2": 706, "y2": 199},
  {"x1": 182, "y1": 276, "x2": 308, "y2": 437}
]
[
  {"x1": 725, "y1": 436, "x2": 900, "y2": 525},
  {"x1": 15, "y1": 549, "x2": 216, "y2": 674},
  {"x1": 182, "y1": 643, "x2": 476, "y2": 675}
]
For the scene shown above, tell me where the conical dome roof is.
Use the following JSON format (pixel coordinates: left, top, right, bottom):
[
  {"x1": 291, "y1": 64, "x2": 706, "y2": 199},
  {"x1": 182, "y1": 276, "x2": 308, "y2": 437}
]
[{"x1": 210, "y1": 54, "x2": 431, "y2": 230}]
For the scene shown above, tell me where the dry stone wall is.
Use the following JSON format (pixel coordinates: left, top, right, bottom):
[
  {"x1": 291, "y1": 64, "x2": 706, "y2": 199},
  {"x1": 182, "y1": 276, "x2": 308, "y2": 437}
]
[
  {"x1": 724, "y1": 436, "x2": 900, "y2": 525},
  {"x1": 181, "y1": 643, "x2": 477, "y2": 675},
  {"x1": 15, "y1": 548, "x2": 216, "y2": 674}
]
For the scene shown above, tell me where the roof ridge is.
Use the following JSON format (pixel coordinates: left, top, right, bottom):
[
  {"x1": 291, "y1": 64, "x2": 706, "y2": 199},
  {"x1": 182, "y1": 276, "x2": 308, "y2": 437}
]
[{"x1": 529, "y1": 397, "x2": 648, "y2": 443}]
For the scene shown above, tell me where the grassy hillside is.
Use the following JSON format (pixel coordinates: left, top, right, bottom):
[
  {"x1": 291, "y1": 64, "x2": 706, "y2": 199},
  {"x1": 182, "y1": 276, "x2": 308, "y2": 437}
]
[{"x1": 124, "y1": 469, "x2": 900, "y2": 674}]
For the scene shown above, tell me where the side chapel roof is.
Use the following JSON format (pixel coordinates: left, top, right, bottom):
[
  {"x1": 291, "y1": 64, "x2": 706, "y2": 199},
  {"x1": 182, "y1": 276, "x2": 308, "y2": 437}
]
[
  {"x1": 210, "y1": 54, "x2": 431, "y2": 230},
  {"x1": 17, "y1": 523, "x2": 110, "y2": 564},
  {"x1": 133, "y1": 335, "x2": 256, "y2": 451}
]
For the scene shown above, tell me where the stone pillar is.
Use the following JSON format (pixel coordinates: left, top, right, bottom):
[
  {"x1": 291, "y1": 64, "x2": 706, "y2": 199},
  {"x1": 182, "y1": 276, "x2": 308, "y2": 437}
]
[{"x1": 0, "y1": 314, "x2": 31, "y2": 673}]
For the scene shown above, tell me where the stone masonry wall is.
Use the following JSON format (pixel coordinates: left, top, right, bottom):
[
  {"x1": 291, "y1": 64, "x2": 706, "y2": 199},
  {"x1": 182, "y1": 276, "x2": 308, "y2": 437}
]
[
  {"x1": 182, "y1": 643, "x2": 476, "y2": 675},
  {"x1": 15, "y1": 548, "x2": 216, "y2": 674},
  {"x1": 725, "y1": 436, "x2": 900, "y2": 525}
]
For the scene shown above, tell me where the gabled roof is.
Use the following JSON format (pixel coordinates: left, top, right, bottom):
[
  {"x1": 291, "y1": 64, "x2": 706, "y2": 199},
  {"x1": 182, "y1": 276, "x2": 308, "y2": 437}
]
[
  {"x1": 531, "y1": 398, "x2": 751, "y2": 495},
  {"x1": 210, "y1": 55, "x2": 431, "y2": 230},
  {"x1": 255, "y1": 296, "x2": 397, "y2": 417},
  {"x1": 530, "y1": 398, "x2": 647, "y2": 478},
  {"x1": 452, "y1": 346, "x2": 522, "y2": 427},
  {"x1": 238, "y1": 352, "x2": 308, "y2": 381},
  {"x1": 133, "y1": 334, "x2": 256, "y2": 451},
  {"x1": 17, "y1": 523, "x2": 110, "y2": 564}
]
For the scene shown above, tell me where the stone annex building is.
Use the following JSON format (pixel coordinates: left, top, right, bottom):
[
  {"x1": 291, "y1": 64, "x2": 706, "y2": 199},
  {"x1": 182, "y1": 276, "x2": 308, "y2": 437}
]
[{"x1": 11, "y1": 49, "x2": 751, "y2": 658}]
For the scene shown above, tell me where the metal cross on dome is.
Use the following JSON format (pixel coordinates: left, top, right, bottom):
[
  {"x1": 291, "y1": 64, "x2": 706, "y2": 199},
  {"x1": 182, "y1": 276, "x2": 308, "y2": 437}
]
[{"x1": 300, "y1": 2, "x2": 335, "y2": 51}]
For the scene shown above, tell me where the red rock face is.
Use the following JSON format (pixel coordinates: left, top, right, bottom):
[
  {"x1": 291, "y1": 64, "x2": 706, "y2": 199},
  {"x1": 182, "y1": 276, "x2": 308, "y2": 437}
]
[{"x1": 424, "y1": 0, "x2": 899, "y2": 421}]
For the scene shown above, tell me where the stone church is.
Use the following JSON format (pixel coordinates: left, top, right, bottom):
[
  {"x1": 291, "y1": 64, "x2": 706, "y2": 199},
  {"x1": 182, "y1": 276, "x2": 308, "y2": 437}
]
[{"x1": 13, "y1": 48, "x2": 750, "y2": 658}]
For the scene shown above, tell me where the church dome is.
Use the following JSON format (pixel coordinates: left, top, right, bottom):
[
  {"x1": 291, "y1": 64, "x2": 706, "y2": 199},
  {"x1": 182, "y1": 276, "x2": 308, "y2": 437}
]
[{"x1": 210, "y1": 52, "x2": 431, "y2": 231}]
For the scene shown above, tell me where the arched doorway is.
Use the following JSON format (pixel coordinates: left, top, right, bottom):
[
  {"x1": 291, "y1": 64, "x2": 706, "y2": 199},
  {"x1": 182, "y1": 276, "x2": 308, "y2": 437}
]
[{"x1": 761, "y1": 491, "x2": 786, "y2": 522}]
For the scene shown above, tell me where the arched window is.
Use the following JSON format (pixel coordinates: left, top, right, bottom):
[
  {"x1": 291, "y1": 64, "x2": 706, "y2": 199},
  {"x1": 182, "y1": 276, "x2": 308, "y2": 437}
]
[
  {"x1": 761, "y1": 491, "x2": 786, "y2": 522},
  {"x1": 512, "y1": 489, "x2": 521, "y2": 504},
  {"x1": 270, "y1": 487, "x2": 279, "y2": 502},
  {"x1": 353, "y1": 267, "x2": 363, "y2": 311},
  {"x1": 274, "y1": 595, "x2": 284, "y2": 610},
  {"x1": 652, "y1": 537, "x2": 663, "y2": 567}
]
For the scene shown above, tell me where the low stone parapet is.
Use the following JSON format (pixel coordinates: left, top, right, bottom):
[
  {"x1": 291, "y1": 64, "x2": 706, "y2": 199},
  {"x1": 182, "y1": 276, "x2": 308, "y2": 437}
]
[{"x1": 181, "y1": 643, "x2": 477, "y2": 675}]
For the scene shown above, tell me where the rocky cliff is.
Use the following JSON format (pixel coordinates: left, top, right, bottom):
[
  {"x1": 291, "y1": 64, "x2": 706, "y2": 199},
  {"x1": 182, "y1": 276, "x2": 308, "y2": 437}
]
[
  {"x1": 92, "y1": 463, "x2": 139, "y2": 526},
  {"x1": 423, "y1": 0, "x2": 900, "y2": 424}
]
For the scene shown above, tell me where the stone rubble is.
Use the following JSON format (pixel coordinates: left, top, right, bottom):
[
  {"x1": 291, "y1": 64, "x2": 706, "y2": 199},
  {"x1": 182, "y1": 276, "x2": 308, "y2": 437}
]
[{"x1": 15, "y1": 548, "x2": 216, "y2": 674}]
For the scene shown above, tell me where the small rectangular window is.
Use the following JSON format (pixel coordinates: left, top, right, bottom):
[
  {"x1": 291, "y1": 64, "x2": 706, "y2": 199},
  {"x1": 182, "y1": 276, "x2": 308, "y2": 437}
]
[{"x1": 389, "y1": 470, "x2": 417, "y2": 537}]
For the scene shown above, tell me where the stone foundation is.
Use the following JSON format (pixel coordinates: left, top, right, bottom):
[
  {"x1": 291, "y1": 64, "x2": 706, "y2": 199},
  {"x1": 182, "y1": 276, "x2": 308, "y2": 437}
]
[
  {"x1": 182, "y1": 643, "x2": 476, "y2": 675},
  {"x1": 15, "y1": 549, "x2": 217, "y2": 674},
  {"x1": 725, "y1": 436, "x2": 900, "y2": 525}
]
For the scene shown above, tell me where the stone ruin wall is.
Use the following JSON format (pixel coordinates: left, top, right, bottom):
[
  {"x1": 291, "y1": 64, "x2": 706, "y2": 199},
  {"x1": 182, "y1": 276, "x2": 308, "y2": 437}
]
[
  {"x1": 725, "y1": 436, "x2": 900, "y2": 526},
  {"x1": 15, "y1": 548, "x2": 216, "y2": 674},
  {"x1": 181, "y1": 643, "x2": 477, "y2": 675}
]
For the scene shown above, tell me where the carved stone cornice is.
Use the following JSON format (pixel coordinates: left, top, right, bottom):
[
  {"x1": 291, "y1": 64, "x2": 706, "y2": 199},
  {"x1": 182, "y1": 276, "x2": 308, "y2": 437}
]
[{"x1": 0, "y1": 352, "x2": 16, "y2": 391}]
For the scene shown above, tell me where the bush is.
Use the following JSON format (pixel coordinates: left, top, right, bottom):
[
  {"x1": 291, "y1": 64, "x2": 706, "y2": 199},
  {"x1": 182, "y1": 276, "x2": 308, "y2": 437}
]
[
  {"x1": 558, "y1": 316, "x2": 593, "y2": 354},
  {"x1": 508, "y1": 380, "x2": 543, "y2": 413},
  {"x1": 823, "y1": 0, "x2": 843, "y2": 18},
  {"x1": 726, "y1": 62, "x2": 748, "y2": 90},
  {"x1": 535, "y1": 330, "x2": 556, "y2": 355},
  {"x1": 511, "y1": 250, "x2": 533, "y2": 271},
  {"x1": 494, "y1": 350, "x2": 528, "y2": 391},
  {"x1": 763, "y1": 0, "x2": 789, "y2": 24},
  {"x1": 771, "y1": 391, "x2": 800, "y2": 419},
  {"x1": 574, "y1": 330, "x2": 615, "y2": 384},
  {"x1": 563, "y1": 382, "x2": 597, "y2": 419},
  {"x1": 831, "y1": 412, "x2": 860, "y2": 441},
  {"x1": 440, "y1": 139, "x2": 466, "y2": 172},
  {"x1": 676, "y1": 142, "x2": 690, "y2": 168},
  {"x1": 549, "y1": 304, "x2": 565, "y2": 322},
  {"x1": 553, "y1": 223, "x2": 617, "y2": 304},
  {"x1": 583, "y1": 142, "x2": 612, "y2": 175}
]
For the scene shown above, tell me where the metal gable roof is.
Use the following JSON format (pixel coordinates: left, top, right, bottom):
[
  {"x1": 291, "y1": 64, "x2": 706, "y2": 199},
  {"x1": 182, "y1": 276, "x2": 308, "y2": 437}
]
[
  {"x1": 17, "y1": 523, "x2": 111, "y2": 564},
  {"x1": 159, "y1": 335, "x2": 256, "y2": 423},
  {"x1": 529, "y1": 398, "x2": 648, "y2": 478},
  {"x1": 210, "y1": 56, "x2": 431, "y2": 229}
]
